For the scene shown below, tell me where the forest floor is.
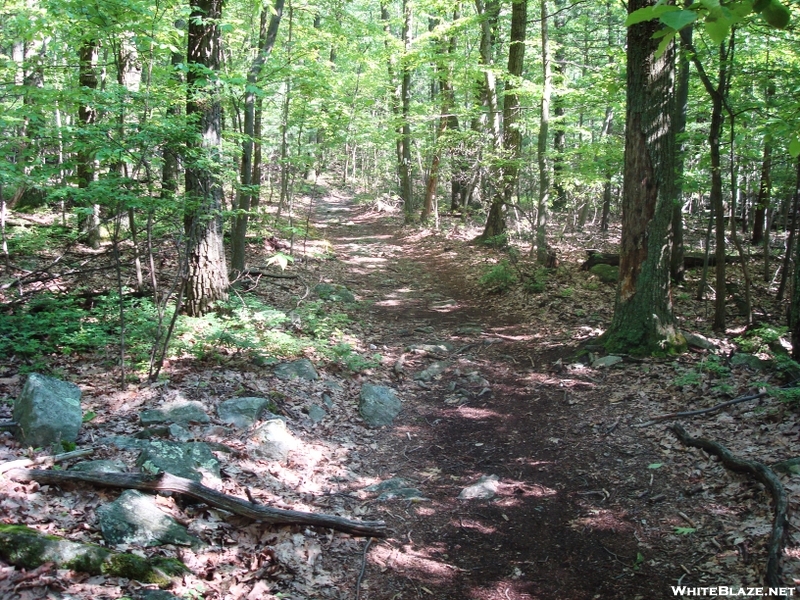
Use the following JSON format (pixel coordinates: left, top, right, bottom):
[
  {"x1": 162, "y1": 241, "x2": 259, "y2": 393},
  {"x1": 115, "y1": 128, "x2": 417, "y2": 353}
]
[{"x1": 2, "y1": 183, "x2": 800, "y2": 599}]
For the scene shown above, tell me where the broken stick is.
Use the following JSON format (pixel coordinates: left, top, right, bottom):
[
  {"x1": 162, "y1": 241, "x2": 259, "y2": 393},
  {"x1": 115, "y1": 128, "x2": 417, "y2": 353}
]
[
  {"x1": 670, "y1": 424, "x2": 787, "y2": 587},
  {"x1": 7, "y1": 468, "x2": 387, "y2": 538}
]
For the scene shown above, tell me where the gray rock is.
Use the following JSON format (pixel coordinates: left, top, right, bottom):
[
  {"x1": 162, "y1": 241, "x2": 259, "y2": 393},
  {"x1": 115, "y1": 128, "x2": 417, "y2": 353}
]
[
  {"x1": 359, "y1": 384, "x2": 402, "y2": 428},
  {"x1": 70, "y1": 460, "x2": 127, "y2": 474},
  {"x1": 136, "y1": 441, "x2": 221, "y2": 482},
  {"x1": 322, "y1": 393, "x2": 334, "y2": 408},
  {"x1": 97, "y1": 490, "x2": 200, "y2": 548},
  {"x1": 414, "y1": 361, "x2": 449, "y2": 382},
  {"x1": 139, "y1": 400, "x2": 209, "y2": 426},
  {"x1": 314, "y1": 283, "x2": 356, "y2": 303},
  {"x1": 98, "y1": 435, "x2": 148, "y2": 451},
  {"x1": 13, "y1": 373, "x2": 82, "y2": 447},
  {"x1": 682, "y1": 330, "x2": 717, "y2": 350},
  {"x1": 307, "y1": 405, "x2": 327, "y2": 424},
  {"x1": 456, "y1": 324, "x2": 483, "y2": 335},
  {"x1": 134, "y1": 592, "x2": 181, "y2": 600},
  {"x1": 251, "y1": 418, "x2": 300, "y2": 460},
  {"x1": 731, "y1": 353, "x2": 771, "y2": 371},
  {"x1": 364, "y1": 478, "x2": 409, "y2": 492},
  {"x1": 218, "y1": 397, "x2": 274, "y2": 429},
  {"x1": 407, "y1": 342, "x2": 454, "y2": 354},
  {"x1": 274, "y1": 359, "x2": 319, "y2": 381},
  {"x1": 458, "y1": 474, "x2": 500, "y2": 500},
  {"x1": 592, "y1": 355, "x2": 623, "y2": 368}
]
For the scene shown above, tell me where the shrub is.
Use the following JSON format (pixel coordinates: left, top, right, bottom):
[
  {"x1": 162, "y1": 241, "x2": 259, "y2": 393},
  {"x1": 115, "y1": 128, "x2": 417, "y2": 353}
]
[{"x1": 479, "y1": 260, "x2": 517, "y2": 293}]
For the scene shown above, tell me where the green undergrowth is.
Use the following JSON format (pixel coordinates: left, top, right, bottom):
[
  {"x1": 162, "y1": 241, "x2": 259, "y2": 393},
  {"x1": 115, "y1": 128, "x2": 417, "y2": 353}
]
[{"x1": 0, "y1": 290, "x2": 379, "y2": 375}]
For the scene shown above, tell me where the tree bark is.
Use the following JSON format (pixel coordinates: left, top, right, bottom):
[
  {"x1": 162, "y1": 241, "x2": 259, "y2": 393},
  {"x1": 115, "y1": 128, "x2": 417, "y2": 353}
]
[
  {"x1": 478, "y1": 0, "x2": 526, "y2": 241},
  {"x1": 752, "y1": 85, "x2": 774, "y2": 246},
  {"x1": 230, "y1": 0, "x2": 284, "y2": 275},
  {"x1": 184, "y1": 0, "x2": 229, "y2": 316},
  {"x1": 399, "y1": 0, "x2": 414, "y2": 221},
  {"x1": 536, "y1": 0, "x2": 551, "y2": 264},
  {"x1": 77, "y1": 39, "x2": 101, "y2": 249},
  {"x1": 602, "y1": 0, "x2": 683, "y2": 356}
]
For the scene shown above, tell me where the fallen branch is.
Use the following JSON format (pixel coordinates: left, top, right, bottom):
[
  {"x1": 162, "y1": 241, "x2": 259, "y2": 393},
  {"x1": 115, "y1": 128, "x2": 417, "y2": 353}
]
[
  {"x1": 0, "y1": 447, "x2": 94, "y2": 474},
  {"x1": 7, "y1": 468, "x2": 387, "y2": 538},
  {"x1": 670, "y1": 424, "x2": 787, "y2": 587},
  {"x1": 635, "y1": 391, "x2": 767, "y2": 427}
]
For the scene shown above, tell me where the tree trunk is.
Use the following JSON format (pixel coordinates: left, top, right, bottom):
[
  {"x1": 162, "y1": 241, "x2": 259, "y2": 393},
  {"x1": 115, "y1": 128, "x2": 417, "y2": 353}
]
[
  {"x1": 230, "y1": 0, "x2": 284, "y2": 275},
  {"x1": 551, "y1": 0, "x2": 567, "y2": 212},
  {"x1": 183, "y1": 0, "x2": 229, "y2": 316},
  {"x1": 670, "y1": 7, "x2": 693, "y2": 283},
  {"x1": 478, "y1": 0, "x2": 526, "y2": 241},
  {"x1": 602, "y1": 0, "x2": 683, "y2": 356},
  {"x1": 535, "y1": 0, "x2": 551, "y2": 264},
  {"x1": 752, "y1": 83, "x2": 775, "y2": 246},
  {"x1": 399, "y1": 0, "x2": 414, "y2": 221},
  {"x1": 77, "y1": 39, "x2": 101, "y2": 249},
  {"x1": 789, "y1": 156, "x2": 800, "y2": 361}
]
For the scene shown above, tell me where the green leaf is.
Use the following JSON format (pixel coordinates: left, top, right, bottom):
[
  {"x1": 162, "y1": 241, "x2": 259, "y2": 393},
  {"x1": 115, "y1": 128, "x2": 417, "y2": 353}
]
[
  {"x1": 647, "y1": 463, "x2": 664, "y2": 469},
  {"x1": 789, "y1": 137, "x2": 800, "y2": 158},
  {"x1": 704, "y1": 15, "x2": 731, "y2": 43},
  {"x1": 82, "y1": 410, "x2": 97, "y2": 423},
  {"x1": 660, "y1": 10, "x2": 698, "y2": 30},
  {"x1": 674, "y1": 527, "x2": 697, "y2": 535},
  {"x1": 655, "y1": 30, "x2": 677, "y2": 58},
  {"x1": 626, "y1": 4, "x2": 679, "y2": 26}
]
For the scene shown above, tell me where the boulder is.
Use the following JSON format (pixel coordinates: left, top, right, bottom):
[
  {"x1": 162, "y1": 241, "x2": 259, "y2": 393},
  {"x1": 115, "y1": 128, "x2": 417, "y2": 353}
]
[
  {"x1": 458, "y1": 474, "x2": 500, "y2": 500},
  {"x1": 251, "y1": 417, "x2": 300, "y2": 460},
  {"x1": 97, "y1": 490, "x2": 200, "y2": 548},
  {"x1": 13, "y1": 373, "x2": 82, "y2": 447},
  {"x1": 139, "y1": 399, "x2": 209, "y2": 426},
  {"x1": 218, "y1": 397, "x2": 275, "y2": 429},
  {"x1": 274, "y1": 359, "x2": 319, "y2": 381},
  {"x1": 136, "y1": 441, "x2": 221, "y2": 482},
  {"x1": 359, "y1": 384, "x2": 402, "y2": 428}
]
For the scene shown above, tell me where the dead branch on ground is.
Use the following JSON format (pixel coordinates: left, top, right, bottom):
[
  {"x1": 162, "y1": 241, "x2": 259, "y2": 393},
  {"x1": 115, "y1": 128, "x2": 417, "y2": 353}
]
[
  {"x1": 670, "y1": 423, "x2": 787, "y2": 587},
  {"x1": 7, "y1": 468, "x2": 387, "y2": 538}
]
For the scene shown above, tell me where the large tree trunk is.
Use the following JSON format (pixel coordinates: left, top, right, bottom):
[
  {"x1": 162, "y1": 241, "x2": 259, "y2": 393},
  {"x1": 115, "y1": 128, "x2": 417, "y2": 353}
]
[
  {"x1": 183, "y1": 0, "x2": 229, "y2": 316},
  {"x1": 602, "y1": 0, "x2": 683, "y2": 356},
  {"x1": 230, "y1": 0, "x2": 284, "y2": 275},
  {"x1": 478, "y1": 0, "x2": 526, "y2": 241},
  {"x1": 399, "y1": 0, "x2": 414, "y2": 221},
  {"x1": 535, "y1": 0, "x2": 551, "y2": 264},
  {"x1": 752, "y1": 83, "x2": 775, "y2": 247},
  {"x1": 670, "y1": 7, "x2": 693, "y2": 283},
  {"x1": 551, "y1": 0, "x2": 567, "y2": 212}
]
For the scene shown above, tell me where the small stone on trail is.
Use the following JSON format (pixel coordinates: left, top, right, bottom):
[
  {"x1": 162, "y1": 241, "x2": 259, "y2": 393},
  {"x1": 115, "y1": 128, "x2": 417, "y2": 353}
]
[
  {"x1": 218, "y1": 396, "x2": 274, "y2": 429},
  {"x1": 359, "y1": 384, "x2": 402, "y2": 428},
  {"x1": 414, "y1": 361, "x2": 449, "y2": 381},
  {"x1": 592, "y1": 355, "x2": 623, "y2": 368},
  {"x1": 274, "y1": 359, "x2": 320, "y2": 381},
  {"x1": 458, "y1": 474, "x2": 500, "y2": 500},
  {"x1": 139, "y1": 399, "x2": 209, "y2": 426}
]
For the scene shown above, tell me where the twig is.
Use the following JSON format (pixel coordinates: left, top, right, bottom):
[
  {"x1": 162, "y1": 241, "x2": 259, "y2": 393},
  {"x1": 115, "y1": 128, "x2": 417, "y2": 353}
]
[
  {"x1": 0, "y1": 448, "x2": 95, "y2": 474},
  {"x1": 670, "y1": 423, "x2": 787, "y2": 587},
  {"x1": 355, "y1": 537, "x2": 373, "y2": 600},
  {"x1": 635, "y1": 391, "x2": 767, "y2": 427}
]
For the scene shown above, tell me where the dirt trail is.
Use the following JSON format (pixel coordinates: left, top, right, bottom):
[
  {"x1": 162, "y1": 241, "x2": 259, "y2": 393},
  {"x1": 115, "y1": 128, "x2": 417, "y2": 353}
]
[{"x1": 313, "y1": 192, "x2": 698, "y2": 600}]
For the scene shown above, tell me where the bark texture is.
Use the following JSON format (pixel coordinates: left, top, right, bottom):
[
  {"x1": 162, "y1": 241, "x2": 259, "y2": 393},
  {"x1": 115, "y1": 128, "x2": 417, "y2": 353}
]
[
  {"x1": 184, "y1": 0, "x2": 229, "y2": 316},
  {"x1": 602, "y1": 0, "x2": 683, "y2": 355}
]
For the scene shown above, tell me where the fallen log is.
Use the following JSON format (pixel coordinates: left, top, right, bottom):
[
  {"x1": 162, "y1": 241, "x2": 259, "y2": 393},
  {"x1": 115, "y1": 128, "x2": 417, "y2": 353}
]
[
  {"x1": 8, "y1": 468, "x2": 388, "y2": 538},
  {"x1": 581, "y1": 250, "x2": 739, "y2": 271},
  {"x1": 670, "y1": 424, "x2": 787, "y2": 587}
]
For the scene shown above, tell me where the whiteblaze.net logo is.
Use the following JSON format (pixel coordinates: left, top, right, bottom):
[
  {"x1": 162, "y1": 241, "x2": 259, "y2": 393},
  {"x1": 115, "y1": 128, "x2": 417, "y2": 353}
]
[{"x1": 671, "y1": 587, "x2": 795, "y2": 597}]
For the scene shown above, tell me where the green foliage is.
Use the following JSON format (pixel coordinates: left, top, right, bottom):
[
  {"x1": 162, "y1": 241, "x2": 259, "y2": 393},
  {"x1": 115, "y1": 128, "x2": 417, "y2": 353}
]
[
  {"x1": 672, "y1": 370, "x2": 701, "y2": 388},
  {"x1": 734, "y1": 324, "x2": 788, "y2": 355},
  {"x1": 523, "y1": 267, "x2": 548, "y2": 293},
  {"x1": 479, "y1": 260, "x2": 517, "y2": 294},
  {"x1": 700, "y1": 355, "x2": 731, "y2": 378},
  {"x1": 478, "y1": 233, "x2": 509, "y2": 249},
  {"x1": 330, "y1": 342, "x2": 381, "y2": 373}
]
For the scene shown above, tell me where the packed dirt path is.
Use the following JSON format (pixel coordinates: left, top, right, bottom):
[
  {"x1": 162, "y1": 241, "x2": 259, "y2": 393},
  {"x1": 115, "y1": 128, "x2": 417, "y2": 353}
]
[{"x1": 311, "y1": 190, "x2": 725, "y2": 600}]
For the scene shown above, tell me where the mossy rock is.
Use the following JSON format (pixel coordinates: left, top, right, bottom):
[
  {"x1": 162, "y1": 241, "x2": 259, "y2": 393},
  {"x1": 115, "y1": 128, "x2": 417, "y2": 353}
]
[
  {"x1": 0, "y1": 524, "x2": 187, "y2": 586},
  {"x1": 589, "y1": 264, "x2": 619, "y2": 284}
]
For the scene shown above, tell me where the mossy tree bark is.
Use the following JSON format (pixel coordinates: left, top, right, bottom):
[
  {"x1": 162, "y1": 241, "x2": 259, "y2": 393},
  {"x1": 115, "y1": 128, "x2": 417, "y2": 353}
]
[
  {"x1": 602, "y1": 0, "x2": 684, "y2": 356},
  {"x1": 183, "y1": 0, "x2": 229, "y2": 316}
]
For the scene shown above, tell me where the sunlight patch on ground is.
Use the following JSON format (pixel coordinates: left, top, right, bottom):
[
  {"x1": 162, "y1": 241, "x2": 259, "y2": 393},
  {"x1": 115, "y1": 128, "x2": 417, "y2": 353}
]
[
  {"x1": 370, "y1": 541, "x2": 458, "y2": 586},
  {"x1": 471, "y1": 581, "x2": 537, "y2": 600},
  {"x1": 455, "y1": 406, "x2": 506, "y2": 420},
  {"x1": 569, "y1": 508, "x2": 633, "y2": 533},
  {"x1": 454, "y1": 517, "x2": 497, "y2": 534}
]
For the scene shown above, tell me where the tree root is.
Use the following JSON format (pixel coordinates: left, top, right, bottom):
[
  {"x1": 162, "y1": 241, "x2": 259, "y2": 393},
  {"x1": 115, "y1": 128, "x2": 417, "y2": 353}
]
[
  {"x1": 8, "y1": 468, "x2": 387, "y2": 538},
  {"x1": 636, "y1": 391, "x2": 767, "y2": 427},
  {"x1": 670, "y1": 424, "x2": 787, "y2": 587}
]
